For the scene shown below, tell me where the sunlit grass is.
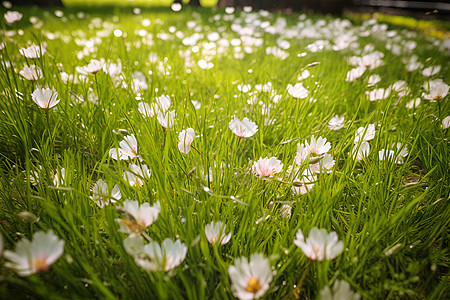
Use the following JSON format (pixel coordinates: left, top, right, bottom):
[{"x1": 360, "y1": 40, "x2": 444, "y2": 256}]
[
  {"x1": 63, "y1": 0, "x2": 218, "y2": 7},
  {"x1": 346, "y1": 12, "x2": 450, "y2": 38}
]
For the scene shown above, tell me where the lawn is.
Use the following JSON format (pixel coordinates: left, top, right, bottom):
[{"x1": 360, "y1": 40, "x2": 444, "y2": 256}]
[
  {"x1": 0, "y1": 2, "x2": 449, "y2": 299},
  {"x1": 62, "y1": 0, "x2": 218, "y2": 7}
]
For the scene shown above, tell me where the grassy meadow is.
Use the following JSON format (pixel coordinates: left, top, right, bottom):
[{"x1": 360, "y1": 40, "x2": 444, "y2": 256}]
[
  {"x1": 62, "y1": 0, "x2": 218, "y2": 7},
  {"x1": 0, "y1": 2, "x2": 449, "y2": 299}
]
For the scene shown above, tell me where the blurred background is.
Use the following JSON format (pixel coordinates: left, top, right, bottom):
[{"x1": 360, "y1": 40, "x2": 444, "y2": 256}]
[{"x1": 7, "y1": 0, "x2": 450, "y2": 20}]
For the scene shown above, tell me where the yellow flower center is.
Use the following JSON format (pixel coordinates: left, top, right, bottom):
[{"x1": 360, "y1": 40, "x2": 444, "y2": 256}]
[
  {"x1": 246, "y1": 277, "x2": 262, "y2": 293},
  {"x1": 310, "y1": 147, "x2": 319, "y2": 155},
  {"x1": 32, "y1": 257, "x2": 49, "y2": 273},
  {"x1": 122, "y1": 219, "x2": 146, "y2": 232},
  {"x1": 261, "y1": 167, "x2": 276, "y2": 176}
]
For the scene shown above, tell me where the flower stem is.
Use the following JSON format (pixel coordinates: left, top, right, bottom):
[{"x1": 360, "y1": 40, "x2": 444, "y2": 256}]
[
  {"x1": 94, "y1": 73, "x2": 101, "y2": 103},
  {"x1": 262, "y1": 180, "x2": 267, "y2": 207},
  {"x1": 318, "y1": 259, "x2": 330, "y2": 288},
  {"x1": 191, "y1": 145, "x2": 202, "y2": 156},
  {"x1": 293, "y1": 260, "x2": 311, "y2": 299},
  {"x1": 141, "y1": 231, "x2": 152, "y2": 242},
  {"x1": 45, "y1": 108, "x2": 50, "y2": 129},
  {"x1": 212, "y1": 243, "x2": 227, "y2": 271},
  {"x1": 163, "y1": 128, "x2": 167, "y2": 148}
]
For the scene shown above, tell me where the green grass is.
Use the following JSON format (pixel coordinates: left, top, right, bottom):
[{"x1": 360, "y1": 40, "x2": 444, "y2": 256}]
[
  {"x1": 0, "y1": 5, "x2": 449, "y2": 300},
  {"x1": 345, "y1": 12, "x2": 450, "y2": 38},
  {"x1": 63, "y1": 0, "x2": 218, "y2": 7}
]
